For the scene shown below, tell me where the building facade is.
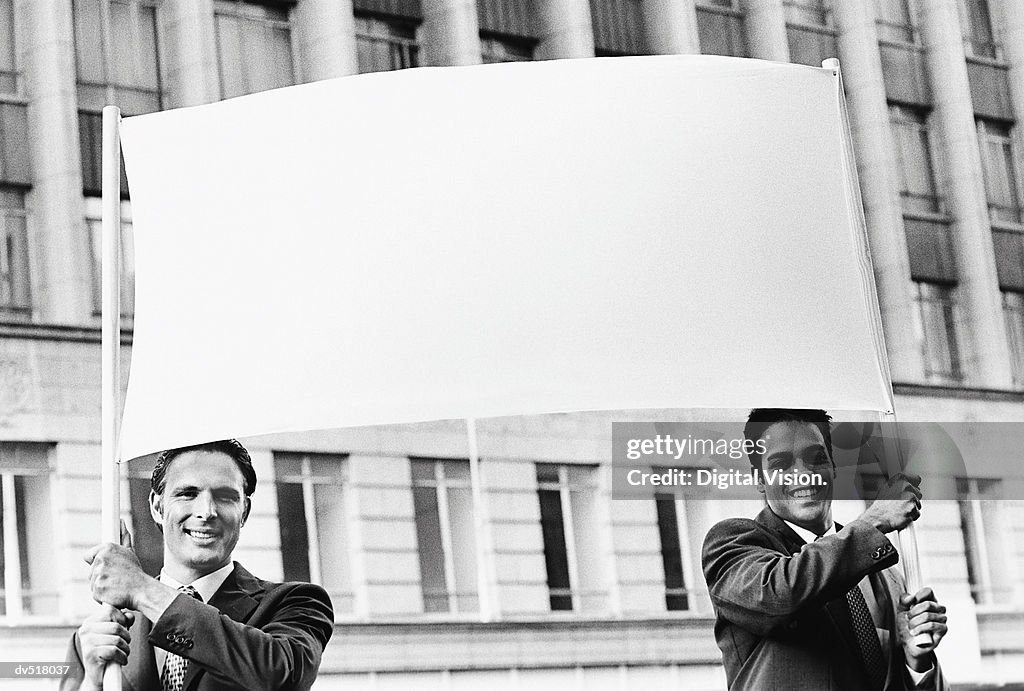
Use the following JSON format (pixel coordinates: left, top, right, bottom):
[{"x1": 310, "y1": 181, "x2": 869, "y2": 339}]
[{"x1": 0, "y1": 0, "x2": 1023, "y2": 688}]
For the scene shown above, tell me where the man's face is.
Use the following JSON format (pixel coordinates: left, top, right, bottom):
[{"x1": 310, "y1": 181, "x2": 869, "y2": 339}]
[
  {"x1": 757, "y1": 421, "x2": 835, "y2": 534},
  {"x1": 149, "y1": 450, "x2": 250, "y2": 582}
]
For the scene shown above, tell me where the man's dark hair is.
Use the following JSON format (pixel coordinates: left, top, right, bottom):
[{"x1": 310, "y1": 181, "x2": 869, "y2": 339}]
[
  {"x1": 151, "y1": 439, "x2": 257, "y2": 496},
  {"x1": 743, "y1": 408, "x2": 833, "y2": 472}
]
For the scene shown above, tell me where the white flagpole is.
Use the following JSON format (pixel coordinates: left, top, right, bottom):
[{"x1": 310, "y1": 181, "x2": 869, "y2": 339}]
[
  {"x1": 101, "y1": 104, "x2": 123, "y2": 691},
  {"x1": 465, "y1": 417, "x2": 493, "y2": 622},
  {"x1": 823, "y1": 59, "x2": 930, "y2": 648}
]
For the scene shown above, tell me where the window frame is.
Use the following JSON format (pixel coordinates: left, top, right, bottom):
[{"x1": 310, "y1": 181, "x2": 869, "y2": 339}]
[
  {"x1": 354, "y1": 12, "x2": 421, "y2": 74},
  {"x1": 961, "y1": 0, "x2": 1001, "y2": 61},
  {"x1": 889, "y1": 104, "x2": 944, "y2": 216},
  {"x1": 214, "y1": 0, "x2": 297, "y2": 99},
  {"x1": 956, "y1": 477, "x2": 1012, "y2": 605},
  {"x1": 410, "y1": 457, "x2": 479, "y2": 615},
  {"x1": 0, "y1": 187, "x2": 30, "y2": 316},
  {"x1": 1001, "y1": 290, "x2": 1024, "y2": 387},
  {"x1": 273, "y1": 452, "x2": 354, "y2": 616},
  {"x1": 0, "y1": 443, "x2": 55, "y2": 621},
  {"x1": 874, "y1": 0, "x2": 917, "y2": 45},
  {"x1": 536, "y1": 463, "x2": 604, "y2": 613},
  {"x1": 85, "y1": 196, "x2": 135, "y2": 318},
  {"x1": 911, "y1": 281, "x2": 964, "y2": 383},
  {"x1": 978, "y1": 119, "x2": 1024, "y2": 226}
]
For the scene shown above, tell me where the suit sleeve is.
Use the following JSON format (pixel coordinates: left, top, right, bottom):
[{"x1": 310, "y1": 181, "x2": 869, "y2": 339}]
[
  {"x1": 149, "y1": 582, "x2": 334, "y2": 691},
  {"x1": 701, "y1": 517, "x2": 898, "y2": 636}
]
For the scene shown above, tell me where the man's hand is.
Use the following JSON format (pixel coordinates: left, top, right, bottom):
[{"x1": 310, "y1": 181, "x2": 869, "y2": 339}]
[
  {"x1": 859, "y1": 473, "x2": 923, "y2": 533},
  {"x1": 76, "y1": 604, "x2": 135, "y2": 691},
  {"x1": 84, "y1": 521, "x2": 150, "y2": 610},
  {"x1": 898, "y1": 587, "x2": 948, "y2": 672}
]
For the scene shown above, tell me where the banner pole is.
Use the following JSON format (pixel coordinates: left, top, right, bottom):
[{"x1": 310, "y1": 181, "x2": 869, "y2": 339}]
[
  {"x1": 101, "y1": 104, "x2": 123, "y2": 691},
  {"x1": 465, "y1": 417, "x2": 493, "y2": 622},
  {"x1": 823, "y1": 58, "x2": 931, "y2": 649}
]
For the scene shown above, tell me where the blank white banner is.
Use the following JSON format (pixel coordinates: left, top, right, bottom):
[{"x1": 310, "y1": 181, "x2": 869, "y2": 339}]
[{"x1": 118, "y1": 55, "x2": 893, "y2": 461}]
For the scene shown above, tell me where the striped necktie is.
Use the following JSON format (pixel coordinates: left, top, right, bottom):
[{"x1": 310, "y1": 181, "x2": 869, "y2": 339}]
[{"x1": 161, "y1": 585, "x2": 202, "y2": 691}]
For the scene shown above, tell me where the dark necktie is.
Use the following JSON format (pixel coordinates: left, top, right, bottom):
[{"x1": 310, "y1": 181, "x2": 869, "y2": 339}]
[
  {"x1": 846, "y1": 584, "x2": 888, "y2": 690},
  {"x1": 161, "y1": 585, "x2": 202, "y2": 691},
  {"x1": 814, "y1": 533, "x2": 887, "y2": 689}
]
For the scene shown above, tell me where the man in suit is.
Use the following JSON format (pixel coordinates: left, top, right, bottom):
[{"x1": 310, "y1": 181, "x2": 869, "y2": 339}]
[
  {"x1": 62, "y1": 439, "x2": 334, "y2": 691},
  {"x1": 702, "y1": 409, "x2": 949, "y2": 690}
]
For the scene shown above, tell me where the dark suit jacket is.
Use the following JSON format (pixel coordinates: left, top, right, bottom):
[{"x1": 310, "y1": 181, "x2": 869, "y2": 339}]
[
  {"x1": 61, "y1": 562, "x2": 334, "y2": 691},
  {"x1": 701, "y1": 507, "x2": 948, "y2": 691}
]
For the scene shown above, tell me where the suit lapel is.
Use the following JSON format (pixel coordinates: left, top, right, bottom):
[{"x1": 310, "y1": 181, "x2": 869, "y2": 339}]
[
  {"x1": 754, "y1": 506, "x2": 806, "y2": 555},
  {"x1": 757, "y1": 511, "x2": 877, "y2": 689},
  {"x1": 182, "y1": 562, "x2": 266, "y2": 691}
]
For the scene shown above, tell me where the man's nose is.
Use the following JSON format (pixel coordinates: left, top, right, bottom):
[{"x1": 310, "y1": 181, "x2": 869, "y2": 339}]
[{"x1": 193, "y1": 490, "x2": 217, "y2": 518}]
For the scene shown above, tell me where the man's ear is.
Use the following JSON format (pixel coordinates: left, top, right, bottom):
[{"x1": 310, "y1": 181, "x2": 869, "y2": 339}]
[
  {"x1": 752, "y1": 467, "x2": 766, "y2": 494},
  {"x1": 241, "y1": 497, "x2": 252, "y2": 526},
  {"x1": 149, "y1": 489, "x2": 164, "y2": 527}
]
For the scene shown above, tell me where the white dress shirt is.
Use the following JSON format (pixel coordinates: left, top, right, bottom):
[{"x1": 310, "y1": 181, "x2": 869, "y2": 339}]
[
  {"x1": 153, "y1": 562, "x2": 235, "y2": 675},
  {"x1": 785, "y1": 520, "x2": 934, "y2": 687}
]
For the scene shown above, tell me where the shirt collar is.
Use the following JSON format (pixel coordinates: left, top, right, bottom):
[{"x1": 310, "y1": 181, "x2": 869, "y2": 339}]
[
  {"x1": 159, "y1": 562, "x2": 235, "y2": 603},
  {"x1": 784, "y1": 519, "x2": 836, "y2": 544}
]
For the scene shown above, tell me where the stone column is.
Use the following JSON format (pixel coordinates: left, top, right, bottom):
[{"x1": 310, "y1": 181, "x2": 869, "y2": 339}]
[
  {"x1": 919, "y1": 0, "x2": 1013, "y2": 387},
  {"x1": 643, "y1": 0, "x2": 701, "y2": 55},
  {"x1": 830, "y1": 0, "x2": 923, "y2": 383},
  {"x1": 21, "y1": 0, "x2": 93, "y2": 322},
  {"x1": 161, "y1": 0, "x2": 221, "y2": 107},
  {"x1": 535, "y1": 0, "x2": 595, "y2": 60},
  {"x1": 421, "y1": 0, "x2": 482, "y2": 66},
  {"x1": 742, "y1": 0, "x2": 790, "y2": 62},
  {"x1": 293, "y1": 0, "x2": 358, "y2": 81}
]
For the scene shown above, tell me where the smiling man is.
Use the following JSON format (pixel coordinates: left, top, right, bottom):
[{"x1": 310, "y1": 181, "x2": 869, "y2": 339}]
[
  {"x1": 701, "y1": 409, "x2": 949, "y2": 690},
  {"x1": 61, "y1": 440, "x2": 334, "y2": 691}
]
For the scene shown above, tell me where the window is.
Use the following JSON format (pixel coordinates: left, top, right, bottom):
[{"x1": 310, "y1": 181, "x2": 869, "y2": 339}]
[
  {"x1": 890, "y1": 105, "x2": 943, "y2": 215},
  {"x1": 410, "y1": 459, "x2": 478, "y2": 613},
  {"x1": 536, "y1": 464, "x2": 605, "y2": 612},
  {"x1": 654, "y1": 493, "x2": 689, "y2": 611},
  {"x1": 911, "y1": 282, "x2": 963, "y2": 382},
  {"x1": 696, "y1": 2, "x2": 747, "y2": 58},
  {"x1": 1003, "y1": 291, "x2": 1024, "y2": 385},
  {"x1": 957, "y1": 478, "x2": 1013, "y2": 604},
  {"x1": 0, "y1": 0, "x2": 17, "y2": 95},
  {"x1": 86, "y1": 197, "x2": 135, "y2": 317},
  {"x1": 962, "y1": 0, "x2": 999, "y2": 59},
  {"x1": 480, "y1": 34, "x2": 534, "y2": 63},
  {"x1": 784, "y1": 0, "x2": 830, "y2": 27},
  {"x1": 74, "y1": 1, "x2": 158, "y2": 196},
  {"x1": 875, "y1": 0, "x2": 916, "y2": 44},
  {"x1": 785, "y1": 0, "x2": 836, "y2": 68},
  {"x1": 215, "y1": 1, "x2": 295, "y2": 99},
  {"x1": 126, "y1": 455, "x2": 163, "y2": 577},
  {"x1": 274, "y1": 453, "x2": 353, "y2": 613},
  {"x1": 0, "y1": 188, "x2": 29, "y2": 315},
  {"x1": 590, "y1": 0, "x2": 645, "y2": 56},
  {"x1": 0, "y1": 443, "x2": 55, "y2": 619},
  {"x1": 978, "y1": 120, "x2": 1022, "y2": 224},
  {"x1": 73, "y1": 0, "x2": 162, "y2": 113},
  {"x1": 355, "y1": 14, "x2": 419, "y2": 73}
]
